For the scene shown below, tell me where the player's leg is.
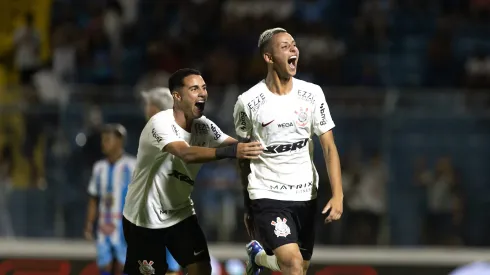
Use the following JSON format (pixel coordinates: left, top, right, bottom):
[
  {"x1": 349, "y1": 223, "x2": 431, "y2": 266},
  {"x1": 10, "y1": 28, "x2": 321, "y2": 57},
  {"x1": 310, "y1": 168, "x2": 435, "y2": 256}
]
[
  {"x1": 122, "y1": 217, "x2": 168, "y2": 274},
  {"x1": 165, "y1": 215, "x2": 212, "y2": 275},
  {"x1": 296, "y1": 199, "x2": 318, "y2": 275},
  {"x1": 250, "y1": 199, "x2": 303, "y2": 275},
  {"x1": 114, "y1": 241, "x2": 127, "y2": 275},
  {"x1": 96, "y1": 241, "x2": 114, "y2": 275}
]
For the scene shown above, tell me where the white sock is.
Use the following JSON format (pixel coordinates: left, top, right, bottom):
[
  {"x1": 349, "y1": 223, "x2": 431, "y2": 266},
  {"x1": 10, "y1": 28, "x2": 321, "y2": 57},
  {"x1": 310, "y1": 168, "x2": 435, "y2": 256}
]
[{"x1": 254, "y1": 250, "x2": 281, "y2": 271}]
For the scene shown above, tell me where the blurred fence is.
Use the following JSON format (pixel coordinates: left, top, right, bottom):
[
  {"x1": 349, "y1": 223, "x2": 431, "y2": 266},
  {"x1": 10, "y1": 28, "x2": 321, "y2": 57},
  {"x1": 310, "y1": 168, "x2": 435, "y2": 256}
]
[{"x1": 0, "y1": 85, "x2": 489, "y2": 246}]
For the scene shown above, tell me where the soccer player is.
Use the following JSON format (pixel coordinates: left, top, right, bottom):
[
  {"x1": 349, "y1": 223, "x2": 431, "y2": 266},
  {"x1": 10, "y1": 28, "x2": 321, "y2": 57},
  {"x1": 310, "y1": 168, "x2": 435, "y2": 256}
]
[
  {"x1": 122, "y1": 68, "x2": 263, "y2": 275},
  {"x1": 85, "y1": 124, "x2": 136, "y2": 275},
  {"x1": 141, "y1": 86, "x2": 183, "y2": 275},
  {"x1": 233, "y1": 28, "x2": 344, "y2": 275}
]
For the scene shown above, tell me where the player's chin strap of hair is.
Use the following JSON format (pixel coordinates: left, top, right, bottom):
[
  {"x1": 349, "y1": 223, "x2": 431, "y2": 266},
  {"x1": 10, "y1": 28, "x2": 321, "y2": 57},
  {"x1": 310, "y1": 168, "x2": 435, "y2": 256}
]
[{"x1": 215, "y1": 142, "x2": 238, "y2": 159}]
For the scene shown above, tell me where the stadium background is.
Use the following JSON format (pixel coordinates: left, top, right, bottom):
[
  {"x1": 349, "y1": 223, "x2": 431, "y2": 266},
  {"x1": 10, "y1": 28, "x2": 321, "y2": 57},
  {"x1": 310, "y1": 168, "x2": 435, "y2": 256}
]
[{"x1": 0, "y1": 0, "x2": 489, "y2": 274}]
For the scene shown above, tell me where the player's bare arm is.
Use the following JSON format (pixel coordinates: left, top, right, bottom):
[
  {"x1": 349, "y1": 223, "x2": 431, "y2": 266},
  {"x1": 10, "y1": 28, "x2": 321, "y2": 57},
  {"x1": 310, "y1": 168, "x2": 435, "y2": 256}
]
[
  {"x1": 164, "y1": 140, "x2": 263, "y2": 163},
  {"x1": 84, "y1": 195, "x2": 97, "y2": 240},
  {"x1": 319, "y1": 130, "x2": 344, "y2": 223}
]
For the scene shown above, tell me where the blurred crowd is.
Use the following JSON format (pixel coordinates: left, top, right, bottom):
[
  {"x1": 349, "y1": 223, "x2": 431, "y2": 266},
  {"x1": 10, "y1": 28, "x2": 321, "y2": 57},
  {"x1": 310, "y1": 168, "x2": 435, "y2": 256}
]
[{"x1": 0, "y1": 0, "x2": 489, "y2": 248}]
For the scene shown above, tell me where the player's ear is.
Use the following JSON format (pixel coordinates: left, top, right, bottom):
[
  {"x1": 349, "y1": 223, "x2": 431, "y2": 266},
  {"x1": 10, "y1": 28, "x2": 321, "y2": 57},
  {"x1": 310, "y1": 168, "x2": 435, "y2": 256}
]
[
  {"x1": 172, "y1": 91, "x2": 181, "y2": 101},
  {"x1": 263, "y1": 53, "x2": 274, "y2": 64}
]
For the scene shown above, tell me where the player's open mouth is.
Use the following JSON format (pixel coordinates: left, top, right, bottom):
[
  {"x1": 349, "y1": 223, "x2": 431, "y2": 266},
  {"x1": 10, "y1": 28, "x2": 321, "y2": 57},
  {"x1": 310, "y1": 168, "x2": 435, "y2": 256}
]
[
  {"x1": 288, "y1": 56, "x2": 297, "y2": 70},
  {"x1": 195, "y1": 101, "x2": 205, "y2": 112}
]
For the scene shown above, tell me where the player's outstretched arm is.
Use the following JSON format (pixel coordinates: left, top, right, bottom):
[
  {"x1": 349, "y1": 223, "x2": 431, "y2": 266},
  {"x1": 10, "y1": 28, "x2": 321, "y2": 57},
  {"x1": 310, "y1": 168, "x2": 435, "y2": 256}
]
[
  {"x1": 319, "y1": 130, "x2": 344, "y2": 223},
  {"x1": 164, "y1": 140, "x2": 263, "y2": 164}
]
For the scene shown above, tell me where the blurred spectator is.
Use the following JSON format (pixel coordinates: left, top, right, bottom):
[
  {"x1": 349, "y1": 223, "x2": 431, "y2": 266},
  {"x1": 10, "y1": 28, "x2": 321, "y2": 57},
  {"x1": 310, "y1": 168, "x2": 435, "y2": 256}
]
[
  {"x1": 423, "y1": 157, "x2": 462, "y2": 246},
  {"x1": 103, "y1": 1, "x2": 124, "y2": 52},
  {"x1": 294, "y1": 0, "x2": 330, "y2": 25},
  {"x1": 51, "y1": 11, "x2": 78, "y2": 81},
  {"x1": 13, "y1": 13, "x2": 42, "y2": 85},
  {"x1": 425, "y1": 22, "x2": 455, "y2": 87},
  {"x1": 345, "y1": 152, "x2": 388, "y2": 245},
  {"x1": 0, "y1": 144, "x2": 14, "y2": 237},
  {"x1": 464, "y1": 50, "x2": 490, "y2": 89},
  {"x1": 223, "y1": 0, "x2": 294, "y2": 21}
]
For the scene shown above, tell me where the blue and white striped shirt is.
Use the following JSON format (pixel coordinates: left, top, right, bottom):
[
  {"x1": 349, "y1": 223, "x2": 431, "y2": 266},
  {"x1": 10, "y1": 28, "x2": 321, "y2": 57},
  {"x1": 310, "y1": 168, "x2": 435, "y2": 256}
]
[{"x1": 88, "y1": 154, "x2": 136, "y2": 244}]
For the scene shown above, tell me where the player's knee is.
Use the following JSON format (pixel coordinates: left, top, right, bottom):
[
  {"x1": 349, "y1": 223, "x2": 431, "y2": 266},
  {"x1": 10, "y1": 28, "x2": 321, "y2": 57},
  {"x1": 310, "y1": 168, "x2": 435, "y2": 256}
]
[
  {"x1": 274, "y1": 245, "x2": 303, "y2": 274},
  {"x1": 278, "y1": 255, "x2": 303, "y2": 274}
]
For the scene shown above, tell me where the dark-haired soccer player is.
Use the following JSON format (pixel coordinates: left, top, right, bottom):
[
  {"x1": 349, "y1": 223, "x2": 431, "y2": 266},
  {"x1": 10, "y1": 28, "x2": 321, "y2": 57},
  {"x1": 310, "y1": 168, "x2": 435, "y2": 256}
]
[
  {"x1": 85, "y1": 124, "x2": 136, "y2": 275},
  {"x1": 234, "y1": 28, "x2": 344, "y2": 275},
  {"x1": 123, "y1": 68, "x2": 263, "y2": 275}
]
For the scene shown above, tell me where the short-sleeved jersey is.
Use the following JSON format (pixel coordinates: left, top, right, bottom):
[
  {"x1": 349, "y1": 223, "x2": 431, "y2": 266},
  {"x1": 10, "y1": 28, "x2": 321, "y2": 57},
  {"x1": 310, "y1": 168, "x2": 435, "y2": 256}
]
[
  {"x1": 123, "y1": 109, "x2": 229, "y2": 229},
  {"x1": 233, "y1": 78, "x2": 335, "y2": 201},
  {"x1": 87, "y1": 155, "x2": 136, "y2": 244}
]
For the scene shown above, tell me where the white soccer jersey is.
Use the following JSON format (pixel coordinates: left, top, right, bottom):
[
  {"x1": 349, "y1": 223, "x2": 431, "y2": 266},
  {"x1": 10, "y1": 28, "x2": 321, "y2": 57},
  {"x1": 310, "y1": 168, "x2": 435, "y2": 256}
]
[
  {"x1": 233, "y1": 78, "x2": 335, "y2": 201},
  {"x1": 87, "y1": 155, "x2": 136, "y2": 244},
  {"x1": 123, "y1": 109, "x2": 229, "y2": 229}
]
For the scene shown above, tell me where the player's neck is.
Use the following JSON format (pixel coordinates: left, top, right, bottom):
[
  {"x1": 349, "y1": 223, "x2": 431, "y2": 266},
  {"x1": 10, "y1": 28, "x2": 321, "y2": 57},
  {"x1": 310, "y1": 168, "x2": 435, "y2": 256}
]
[
  {"x1": 107, "y1": 150, "x2": 124, "y2": 164},
  {"x1": 173, "y1": 108, "x2": 193, "y2": 132},
  {"x1": 265, "y1": 71, "x2": 293, "y2": 95}
]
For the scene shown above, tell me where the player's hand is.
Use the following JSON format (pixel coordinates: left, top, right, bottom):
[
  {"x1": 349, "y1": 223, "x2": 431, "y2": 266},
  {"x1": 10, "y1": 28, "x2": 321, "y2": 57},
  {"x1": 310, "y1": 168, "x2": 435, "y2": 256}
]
[
  {"x1": 322, "y1": 195, "x2": 343, "y2": 223},
  {"x1": 84, "y1": 222, "x2": 93, "y2": 241},
  {"x1": 244, "y1": 213, "x2": 255, "y2": 238},
  {"x1": 236, "y1": 142, "x2": 263, "y2": 159}
]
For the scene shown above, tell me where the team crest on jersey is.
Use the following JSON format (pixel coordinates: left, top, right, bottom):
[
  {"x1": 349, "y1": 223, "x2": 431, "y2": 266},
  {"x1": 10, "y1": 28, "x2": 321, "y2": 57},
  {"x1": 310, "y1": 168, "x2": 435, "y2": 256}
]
[
  {"x1": 271, "y1": 217, "x2": 291, "y2": 237},
  {"x1": 294, "y1": 107, "x2": 309, "y2": 127},
  {"x1": 138, "y1": 260, "x2": 155, "y2": 275}
]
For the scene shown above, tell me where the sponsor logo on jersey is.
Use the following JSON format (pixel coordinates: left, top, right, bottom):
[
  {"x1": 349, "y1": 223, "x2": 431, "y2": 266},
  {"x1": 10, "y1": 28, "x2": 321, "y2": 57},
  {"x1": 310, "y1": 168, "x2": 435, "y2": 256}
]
[
  {"x1": 297, "y1": 90, "x2": 315, "y2": 104},
  {"x1": 278, "y1": 122, "x2": 293, "y2": 128},
  {"x1": 194, "y1": 123, "x2": 210, "y2": 135},
  {"x1": 247, "y1": 93, "x2": 266, "y2": 113},
  {"x1": 210, "y1": 124, "x2": 221, "y2": 140},
  {"x1": 294, "y1": 107, "x2": 309, "y2": 127},
  {"x1": 168, "y1": 170, "x2": 194, "y2": 185},
  {"x1": 171, "y1": 125, "x2": 180, "y2": 137},
  {"x1": 263, "y1": 138, "x2": 308, "y2": 154},
  {"x1": 239, "y1": 112, "x2": 248, "y2": 131},
  {"x1": 319, "y1": 103, "x2": 327, "y2": 126},
  {"x1": 269, "y1": 181, "x2": 313, "y2": 194},
  {"x1": 271, "y1": 217, "x2": 291, "y2": 237},
  {"x1": 138, "y1": 260, "x2": 155, "y2": 275},
  {"x1": 152, "y1": 128, "x2": 163, "y2": 143}
]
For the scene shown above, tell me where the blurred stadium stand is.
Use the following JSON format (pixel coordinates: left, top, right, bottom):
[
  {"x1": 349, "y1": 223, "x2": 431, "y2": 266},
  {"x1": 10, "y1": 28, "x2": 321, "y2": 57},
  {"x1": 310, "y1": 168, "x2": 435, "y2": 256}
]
[{"x1": 0, "y1": 0, "x2": 489, "y2": 253}]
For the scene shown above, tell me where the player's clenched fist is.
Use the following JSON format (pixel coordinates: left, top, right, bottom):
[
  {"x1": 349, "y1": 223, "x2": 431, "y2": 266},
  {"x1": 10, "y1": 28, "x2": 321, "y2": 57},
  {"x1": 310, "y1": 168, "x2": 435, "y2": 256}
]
[{"x1": 236, "y1": 141, "x2": 263, "y2": 159}]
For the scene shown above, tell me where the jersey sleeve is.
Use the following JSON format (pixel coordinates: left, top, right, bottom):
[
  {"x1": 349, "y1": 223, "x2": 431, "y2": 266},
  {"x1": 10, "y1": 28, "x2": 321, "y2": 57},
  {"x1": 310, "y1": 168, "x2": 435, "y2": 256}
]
[
  {"x1": 206, "y1": 118, "x2": 230, "y2": 147},
  {"x1": 233, "y1": 96, "x2": 252, "y2": 140},
  {"x1": 149, "y1": 115, "x2": 187, "y2": 151},
  {"x1": 87, "y1": 163, "x2": 99, "y2": 197},
  {"x1": 313, "y1": 87, "x2": 335, "y2": 136}
]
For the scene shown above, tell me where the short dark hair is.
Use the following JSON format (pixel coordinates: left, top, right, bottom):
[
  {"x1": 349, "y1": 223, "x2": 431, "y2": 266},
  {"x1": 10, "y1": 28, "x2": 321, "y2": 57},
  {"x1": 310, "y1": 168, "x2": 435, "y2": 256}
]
[
  {"x1": 101, "y1": 124, "x2": 127, "y2": 140},
  {"x1": 168, "y1": 68, "x2": 201, "y2": 93}
]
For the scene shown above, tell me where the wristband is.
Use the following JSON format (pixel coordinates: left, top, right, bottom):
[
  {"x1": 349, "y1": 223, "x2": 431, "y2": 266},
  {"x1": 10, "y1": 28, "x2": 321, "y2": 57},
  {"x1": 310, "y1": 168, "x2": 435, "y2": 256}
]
[{"x1": 215, "y1": 143, "x2": 238, "y2": 159}]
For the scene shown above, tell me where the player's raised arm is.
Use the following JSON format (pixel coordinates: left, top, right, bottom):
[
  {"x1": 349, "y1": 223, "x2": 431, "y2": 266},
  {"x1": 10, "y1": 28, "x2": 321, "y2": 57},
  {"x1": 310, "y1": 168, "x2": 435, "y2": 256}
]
[
  {"x1": 313, "y1": 88, "x2": 343, "y2": 223},
  {"x1": 85, "y1": 163, "x2": 100, "y2": 241}
]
